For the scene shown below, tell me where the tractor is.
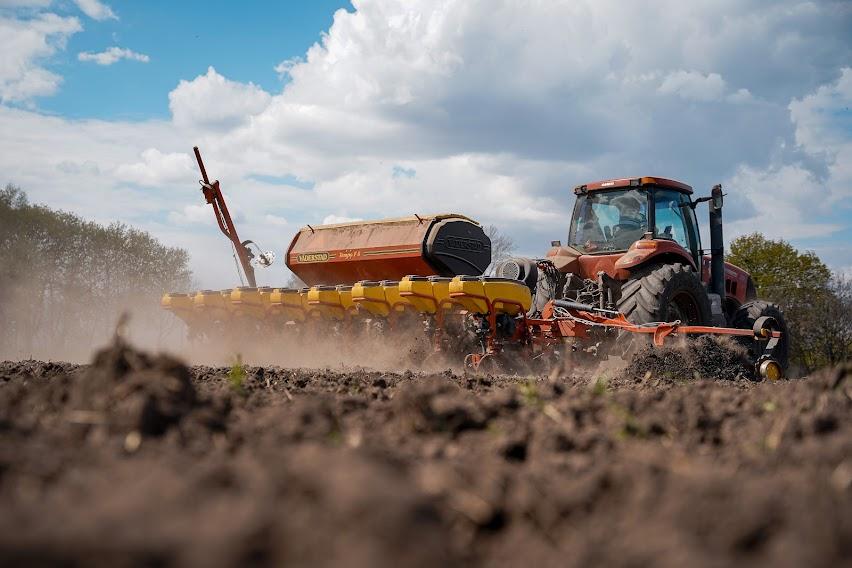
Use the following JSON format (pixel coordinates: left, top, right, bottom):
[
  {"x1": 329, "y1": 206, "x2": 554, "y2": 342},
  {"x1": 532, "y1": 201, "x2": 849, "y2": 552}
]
[{"x1": 491, "y1": 176, "x2": 789, "y2": 370}]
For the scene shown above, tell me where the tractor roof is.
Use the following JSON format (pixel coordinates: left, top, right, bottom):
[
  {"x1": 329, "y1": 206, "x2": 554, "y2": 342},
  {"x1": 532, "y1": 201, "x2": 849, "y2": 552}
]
[{"x1": 574, "y1": 176, "x2": 693, "y2": 195}]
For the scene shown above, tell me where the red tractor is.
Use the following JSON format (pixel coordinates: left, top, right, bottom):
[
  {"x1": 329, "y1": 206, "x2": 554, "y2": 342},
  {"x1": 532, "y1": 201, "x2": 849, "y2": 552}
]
[{"x1": 491, "y1": 176, "x2": 789, "y2": 369}]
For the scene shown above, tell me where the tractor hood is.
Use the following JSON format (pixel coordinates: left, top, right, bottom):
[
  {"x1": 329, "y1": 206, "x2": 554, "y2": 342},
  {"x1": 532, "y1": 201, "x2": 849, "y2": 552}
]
[{"x1": 545, "y1": 244, "x2": 583, "y2": 273}]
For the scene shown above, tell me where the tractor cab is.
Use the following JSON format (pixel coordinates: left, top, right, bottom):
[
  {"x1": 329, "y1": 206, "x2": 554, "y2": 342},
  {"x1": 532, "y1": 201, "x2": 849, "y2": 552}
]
[
  {"x1": 568, "y1": 177, "x2": 701, "y2": 267},
  {"x1": 521, "y1": 176, "x2": 755, "y2": 328}
]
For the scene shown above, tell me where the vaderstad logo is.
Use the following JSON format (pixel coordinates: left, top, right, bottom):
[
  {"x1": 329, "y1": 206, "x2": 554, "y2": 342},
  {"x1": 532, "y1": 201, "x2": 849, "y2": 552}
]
[
  {"x1": 445, "y1": 236, "x2": 484, "y2": 252},
  {"x1": 297, "y1": 252, "x2": 329, "y2": 263}
]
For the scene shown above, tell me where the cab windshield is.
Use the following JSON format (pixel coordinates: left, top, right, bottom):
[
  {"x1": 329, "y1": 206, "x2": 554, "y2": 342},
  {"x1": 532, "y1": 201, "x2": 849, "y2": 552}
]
[{"x1": 568, "y1": 189, "x2": 649, "y2": 253}]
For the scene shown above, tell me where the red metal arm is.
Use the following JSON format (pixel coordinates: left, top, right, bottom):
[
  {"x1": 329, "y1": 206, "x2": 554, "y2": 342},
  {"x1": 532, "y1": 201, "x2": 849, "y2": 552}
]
[{"x1": 193, "y1": 146, "x2": 257, "y2": 287}]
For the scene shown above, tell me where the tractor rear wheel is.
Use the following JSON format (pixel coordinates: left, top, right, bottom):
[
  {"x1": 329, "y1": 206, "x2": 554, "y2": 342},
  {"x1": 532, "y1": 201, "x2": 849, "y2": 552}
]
[
  {"x1": 730, "y1": 300, "x2": 790, "y2": 373},
  {"x1": 618, "y1": 262, "x2": 712, "y2": 326}
]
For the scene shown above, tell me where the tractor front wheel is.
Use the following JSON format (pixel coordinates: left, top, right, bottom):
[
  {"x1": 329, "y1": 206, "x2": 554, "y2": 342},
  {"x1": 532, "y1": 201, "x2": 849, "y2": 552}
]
[
  {"x1": 615, "y1": 263, "x2": 711, "y2": 359},
  {"x1": 618, "y1": 262, "x2": 712, "y2": 326}
]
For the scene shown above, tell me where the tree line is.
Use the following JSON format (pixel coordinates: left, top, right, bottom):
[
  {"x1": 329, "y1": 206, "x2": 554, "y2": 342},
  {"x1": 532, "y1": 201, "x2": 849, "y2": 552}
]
[{"x1": 0, "y1": 184, "x2": 193, "y2": 361}]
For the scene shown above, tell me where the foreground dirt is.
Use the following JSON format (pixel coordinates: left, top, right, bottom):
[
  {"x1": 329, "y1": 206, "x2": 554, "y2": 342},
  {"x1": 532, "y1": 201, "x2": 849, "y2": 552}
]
[{"x1": 0, "y1": 340, "x2": 850, "y2": 568}]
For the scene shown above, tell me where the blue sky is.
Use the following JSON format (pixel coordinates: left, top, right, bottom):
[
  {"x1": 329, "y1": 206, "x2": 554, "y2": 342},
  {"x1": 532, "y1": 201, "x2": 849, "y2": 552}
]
[
  {"x1": 36, "y1": 1, "x2": 351, "y2": 120},
  {"x1": 1, "y1": 0, "x2": 851, "y2": 287}
]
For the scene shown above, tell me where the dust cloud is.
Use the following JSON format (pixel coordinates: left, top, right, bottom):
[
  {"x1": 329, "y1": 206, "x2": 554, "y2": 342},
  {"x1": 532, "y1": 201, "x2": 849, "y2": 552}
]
[
  {"x1": 0, "y1": 276, "x2": 188, "y2": 363},
  {"x1": 0, "y1": 270, "x2": 758, "y2": 382}
]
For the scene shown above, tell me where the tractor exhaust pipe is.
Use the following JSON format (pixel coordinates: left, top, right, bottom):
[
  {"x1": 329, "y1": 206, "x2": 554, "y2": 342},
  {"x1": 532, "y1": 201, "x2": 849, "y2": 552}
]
[{"x1": 709, "y1": 184, "x2": 725, "y2": 300}]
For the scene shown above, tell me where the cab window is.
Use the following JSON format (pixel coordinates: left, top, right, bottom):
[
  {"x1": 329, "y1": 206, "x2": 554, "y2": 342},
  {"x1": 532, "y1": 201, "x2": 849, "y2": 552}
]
[
  {"x1": 568, "y1": 189, "x2": 649, "y2": 253},
  {"x1": 653, "y1": 189, "x2": 692, "y2": 252}
]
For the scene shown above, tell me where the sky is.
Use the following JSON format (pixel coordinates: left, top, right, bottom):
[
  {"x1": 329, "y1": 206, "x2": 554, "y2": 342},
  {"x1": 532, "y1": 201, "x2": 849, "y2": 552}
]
[{"x1": 1, "y1": 0, "x2": 851, "y2": 288}]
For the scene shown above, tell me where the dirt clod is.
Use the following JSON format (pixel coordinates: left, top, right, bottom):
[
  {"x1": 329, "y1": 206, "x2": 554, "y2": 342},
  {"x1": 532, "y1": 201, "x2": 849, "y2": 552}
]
[{"x1": 624, "y1": 335, "x2": 753, "y2": 382}]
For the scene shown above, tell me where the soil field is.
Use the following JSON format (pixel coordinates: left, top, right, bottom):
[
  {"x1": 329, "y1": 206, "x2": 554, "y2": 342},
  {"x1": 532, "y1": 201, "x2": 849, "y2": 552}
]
[{"x1": 0, "y1": 338, "x2": 850, "y2": 568}]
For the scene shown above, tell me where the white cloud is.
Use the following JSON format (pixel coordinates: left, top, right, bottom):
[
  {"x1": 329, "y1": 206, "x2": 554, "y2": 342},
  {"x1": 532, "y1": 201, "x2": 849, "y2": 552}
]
[
  {"x1": 2, "y1": 0, "x2": 852, "y2": 286},
  {"x1": 73, "y1": 0, "x2": 116, "y2": 21},
  {"x1": 264, "y1": 214, "x2": 289, "y2": 226},
  {"x1": 168, "y1": 203, "x2": 210, "y2": 225},
  {"x1": 656, "y1": 71, "x2": 753, "y2": 104},
  {"x1": 789, "y1": 67, "x2": 852, "y2": 156},
  {"x1": 726, "y1": 163, "x2": 843, "y2": 240},
  {"x1": 658, "y1": 70, "x2": 727, "y2": 102},
  {"x1": 114, "y1": 148, "x2": 195, "y2": 186},
  {"x1": 322, "y1": 214, "x2": 362, "y2": 225},
  {"x1": 725, "y1": 68, "x2": 852, "y2": 243},
  {"x1": 168, "y1": 66, "x2": 272, "y2": 131},
  {"x1": 727, "y1": 88, "x2": 753, "y2": 104},
  {"x1": 274, "y1": 56, "x2": 303, "y2": 79},
  {"x1": 0, "y1": 13, "x2": 81, "y2": 103},
  {"x1": 78, "y1": 46, "x2": 149, "y2": 65},
  {"x1": 194, "y1": 0, "x2": 850, "y2": 250}
]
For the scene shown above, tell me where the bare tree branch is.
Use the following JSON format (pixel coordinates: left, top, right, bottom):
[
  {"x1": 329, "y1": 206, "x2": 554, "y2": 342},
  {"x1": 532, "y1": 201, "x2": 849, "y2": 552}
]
[{"x1": 484, "y1": 224, "x2": 516, "y2": 262}]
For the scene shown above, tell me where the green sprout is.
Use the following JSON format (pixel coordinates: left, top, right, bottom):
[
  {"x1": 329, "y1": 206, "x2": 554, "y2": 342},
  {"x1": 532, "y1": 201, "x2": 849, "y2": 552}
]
[
  {"x1": 228, "y1": 354, "x2": 247, "y2": 396},
  {"x1": 519, "y1": 380, "x2": 542, "y2": 408},
  {"x1": 592, "y1": 376, "x2": 609, "y2": 396}
]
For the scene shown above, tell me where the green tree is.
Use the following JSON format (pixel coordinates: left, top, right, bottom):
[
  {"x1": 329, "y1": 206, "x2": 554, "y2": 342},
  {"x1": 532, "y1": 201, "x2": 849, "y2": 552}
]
[
  {"x1": 0, "y1": 184, "x2": 193, "y2": 360},
  {"x1": 728, "y1": 233, "x2": 848, "y2": 371},
  {"x1": 728, "y1": 233, "x2": 831, "y2": 296}
]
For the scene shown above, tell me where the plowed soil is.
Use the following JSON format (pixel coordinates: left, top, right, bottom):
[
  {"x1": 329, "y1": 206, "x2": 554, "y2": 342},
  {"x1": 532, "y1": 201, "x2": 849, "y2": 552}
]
[{"x1": 0, "y1": 338, "x2": 850, "y2": 568}]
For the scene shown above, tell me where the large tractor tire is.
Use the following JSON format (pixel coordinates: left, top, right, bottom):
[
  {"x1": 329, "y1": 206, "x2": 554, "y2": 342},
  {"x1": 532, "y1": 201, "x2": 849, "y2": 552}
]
[
  {"x1": 731, "y1": 300, "x2": 790, "y2": 373},
  {"x1": 618, "y1": 263, "x2": 712, "y2": 325},
  {"x1": 614, "y1": 263, "x2": 711, "y2": 359}
]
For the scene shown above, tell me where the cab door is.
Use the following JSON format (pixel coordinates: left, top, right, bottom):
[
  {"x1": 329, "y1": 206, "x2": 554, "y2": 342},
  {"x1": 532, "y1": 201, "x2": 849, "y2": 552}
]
[{"x1": 652, "y1": 189, "x2": 701, "y2": 266}]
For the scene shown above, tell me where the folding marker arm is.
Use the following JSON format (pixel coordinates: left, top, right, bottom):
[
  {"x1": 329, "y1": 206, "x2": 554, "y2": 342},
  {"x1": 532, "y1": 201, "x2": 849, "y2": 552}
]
[{"x1": 193, "y1": 146, "x2": 257, "y2": 287}]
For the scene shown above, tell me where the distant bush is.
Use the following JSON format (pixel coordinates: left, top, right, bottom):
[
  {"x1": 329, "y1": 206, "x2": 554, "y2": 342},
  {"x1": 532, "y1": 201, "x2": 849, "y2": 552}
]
[{"x1": 0, "y1": 184, "x2": 193, "y2": 360}]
